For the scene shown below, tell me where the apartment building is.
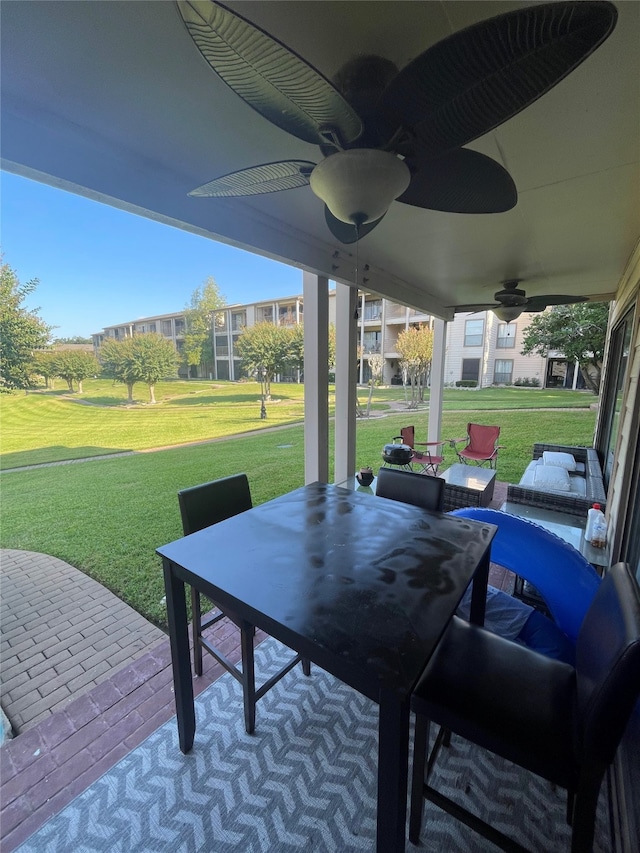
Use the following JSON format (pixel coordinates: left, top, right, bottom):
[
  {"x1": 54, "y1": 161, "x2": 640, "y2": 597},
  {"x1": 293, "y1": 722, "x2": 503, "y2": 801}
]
[
  {"x1": 93, "y1": 293, "x2": 581, "y2": 389},
  {"x1": 92, "y1": 311, "x2": 193, "y2": 378},
  {"x1": 212, "y1": 295, "x2": 303, "y2": 381}
]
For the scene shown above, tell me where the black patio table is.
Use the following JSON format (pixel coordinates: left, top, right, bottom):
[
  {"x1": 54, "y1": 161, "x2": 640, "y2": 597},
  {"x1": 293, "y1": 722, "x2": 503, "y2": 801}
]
[{"x1": 157, "y1": 482, "x2": 496, "y2": 853}]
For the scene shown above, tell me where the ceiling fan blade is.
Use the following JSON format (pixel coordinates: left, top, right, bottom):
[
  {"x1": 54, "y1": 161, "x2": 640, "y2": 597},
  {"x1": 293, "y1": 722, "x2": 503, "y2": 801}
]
[
  {"x1": 452, "y1": 304, "x2": 500, "y2": 313},
  {"x1": 379, "y1": 1, "x2": 617, "y2": 156},
  {"x1": 526, "y1": 294, "x2": 589, "y2": 311},
  {"x1": 177, "y1": 1, "x2": 362, "y2": 146},
  {"x1": 398, "y1": 148, "x2": 516, "y2": 214},
  {"x1": 324, "y1": 206, "x2": 385, "y2": 244},
  {"x1": 189, "y1": 160, "x2": 316, "y2": 197}
]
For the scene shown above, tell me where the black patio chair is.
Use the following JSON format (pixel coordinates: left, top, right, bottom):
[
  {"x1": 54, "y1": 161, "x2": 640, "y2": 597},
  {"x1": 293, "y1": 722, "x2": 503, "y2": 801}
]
[
  {"x1": 409, "y1": 561, "x2": 640, "y2": 853},
  {"x1": 376, "y1": 466, "x2": 445, "y2": 512},
  {"x1": 178, "y1": 474, "x2": 309, "y2": 734}
]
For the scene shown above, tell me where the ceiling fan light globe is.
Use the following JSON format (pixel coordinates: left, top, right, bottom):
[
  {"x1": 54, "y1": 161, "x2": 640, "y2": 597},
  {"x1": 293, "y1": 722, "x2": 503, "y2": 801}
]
[
  {"x1": 310, "y1": 149, "x2": 410, "y2": 225},
  {"x1": 493, "y1": 306, "x2": 524, "y2": 322}
]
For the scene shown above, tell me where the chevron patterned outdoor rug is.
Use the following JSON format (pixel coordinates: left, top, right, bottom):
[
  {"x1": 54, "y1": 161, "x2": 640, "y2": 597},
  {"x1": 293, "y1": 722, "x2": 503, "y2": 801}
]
[{"x1": 17, "y1": 638, "x2": 610, "y2": 852}]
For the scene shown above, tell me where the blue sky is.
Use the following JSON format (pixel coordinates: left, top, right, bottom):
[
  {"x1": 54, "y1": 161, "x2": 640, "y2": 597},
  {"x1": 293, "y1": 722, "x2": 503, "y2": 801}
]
[{"x1": 1, "y1": 171, "x2": 304, "y2": 339}]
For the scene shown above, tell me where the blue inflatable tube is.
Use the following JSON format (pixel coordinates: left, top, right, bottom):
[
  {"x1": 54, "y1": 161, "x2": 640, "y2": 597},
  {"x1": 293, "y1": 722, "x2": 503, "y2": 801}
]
[{"x1": 450, "y1": 507, "x2": 601, "y2": 642}]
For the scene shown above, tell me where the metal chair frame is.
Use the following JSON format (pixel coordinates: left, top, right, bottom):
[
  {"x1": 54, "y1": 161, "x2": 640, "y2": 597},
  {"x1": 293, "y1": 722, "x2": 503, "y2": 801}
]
[
  {"x1": 400, "y1": 425, "x2": 446, "y2": 476},
  {"x1": 450, "y1": 422, "x2": 503, "y2": 469},
  {"x1": 178, "y1": 474, "x2": 310, "y2": 734}
]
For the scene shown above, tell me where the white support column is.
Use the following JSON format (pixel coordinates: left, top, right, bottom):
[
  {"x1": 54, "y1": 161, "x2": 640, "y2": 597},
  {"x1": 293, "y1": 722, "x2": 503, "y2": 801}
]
[
  {"x1": 335, "y1": 283, "x2": 359, "y2": 483},
  {"x1": 303, "y1": 271, "x2": 329, "y2": 484},
  {"x1": 428, "y1": 318, "x2": 447, "y2": 444},
  {"x1": 358, "y1": 291, "x2": 366, "y2": 385}
]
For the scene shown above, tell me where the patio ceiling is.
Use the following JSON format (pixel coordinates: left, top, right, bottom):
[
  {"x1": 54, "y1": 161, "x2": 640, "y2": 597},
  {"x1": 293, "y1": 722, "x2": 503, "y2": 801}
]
[{"x1": 2, "y1": 1, "x2": 638, "y2": 319}]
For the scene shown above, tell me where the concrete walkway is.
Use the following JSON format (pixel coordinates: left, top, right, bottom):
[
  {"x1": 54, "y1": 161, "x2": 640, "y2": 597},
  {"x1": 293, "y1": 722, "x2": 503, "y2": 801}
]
[{"x1": 0, "y1": 550, "x2": 166, "y2": 734}]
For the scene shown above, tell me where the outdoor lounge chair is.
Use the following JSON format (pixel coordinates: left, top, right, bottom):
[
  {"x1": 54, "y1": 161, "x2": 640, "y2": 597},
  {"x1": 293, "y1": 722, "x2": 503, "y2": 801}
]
[
  {"x1": 409, "y1": 561, "x2": 640, "y2": 853},
  {"x1": 400, "y1": 425, "x2": 446, "y2": 476},
  {"x1": 450, "y1": 422, "x2": 503, "y2": 468}
]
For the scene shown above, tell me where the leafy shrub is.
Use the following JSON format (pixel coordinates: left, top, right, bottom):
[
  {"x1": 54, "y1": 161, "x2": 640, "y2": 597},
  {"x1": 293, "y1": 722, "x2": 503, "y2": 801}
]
[
  {"x1": 455, "y1": 380, "x2": 478, "y2": 388},
  {"x1": 514, "y1": 377, "x2": 541, "y2": 387}
]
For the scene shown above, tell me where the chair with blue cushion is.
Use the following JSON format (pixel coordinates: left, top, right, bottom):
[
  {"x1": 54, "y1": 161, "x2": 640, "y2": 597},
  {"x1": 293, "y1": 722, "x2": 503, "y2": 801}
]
[
  {"x1": 409, "y1": 562, "x2": 640, "y2": 853},
  {"x1": 450, "y1": 507, "x2": 601, "y2": 643}
]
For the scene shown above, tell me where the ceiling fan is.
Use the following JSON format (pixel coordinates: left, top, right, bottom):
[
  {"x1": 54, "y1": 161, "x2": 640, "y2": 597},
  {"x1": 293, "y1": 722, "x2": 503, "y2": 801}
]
[
  {"x1": 177, "y1": 1, "x2": 617, "y2": 244},
  {"x1": 453, "y1": 280, "x2": 589, "y2": 321}
]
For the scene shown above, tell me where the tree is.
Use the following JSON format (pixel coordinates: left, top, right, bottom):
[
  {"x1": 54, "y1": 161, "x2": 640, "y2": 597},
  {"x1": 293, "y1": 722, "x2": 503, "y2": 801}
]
[
  {"x1": 362, "y1": 353, "x2": 384, "y2": 417},
  {"x1": 234, "y1": 322, "x2": 293, "y2": 398},
  {"x1": 100, "y1": 337, "x2": 140, "y2": 402},
  {"x1": 129, "y1": 333, "x2": 179, "y2": 402},
  {"x1": 54, "y1": 336, "x2": 92, "y2": 345},
  {"x1": 0, "y1": 260, "x2": 52, "y2": 392},
  {"x1": 100, "y1": 334, "x2": 178, "y2": 403},
  {"x1": 51, "y1": 350, "x2": 100, "y2": 393},
  {"x1": 520, "y1": 303, "x2": 610, "y2": 394},
  {"x1": 183, "y1": 277, "x2": 226, "y2": 377},
  {"x1": 288, "y1": 322, "x2": 336, "y2": 376},
  {"x1": 30, "y1": 350, "x2": 59, "y2": 389},
  {"x1": 396, "y1": 325, "x2": 434, "y2": 408}
]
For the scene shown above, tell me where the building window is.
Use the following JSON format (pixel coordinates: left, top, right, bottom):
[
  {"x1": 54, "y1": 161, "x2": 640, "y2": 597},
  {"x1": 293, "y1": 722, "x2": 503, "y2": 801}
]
[
  {"x1": 461, "y1": 359, "x2": 480, "y2": 382},
  {"x1": 231, "y1": 311, "x2": 246, "y2": 332},
  {"x1": 494, "y1": 359, "x2": 513, "y2": 385},
  {"x1": 599, "y1": 308, "x2": 633, "y2": 487},
  {"x1": 215, "y1": 338, "x2": 229, "y2": 357},
  {"x1": 215, "y1": 311, "x2": 227, "y2": 332},
  {"x1": 162, "y1": 320, "x2": 172, "y2": 336},
  {"x1": 497, "y1": 322, "x2": 516, "y2": 348},
  {"x1": 278, "y1": 305, "x2": 296, "y2": 325},
  {"x1": 464, "y1": 319, "x2": 484, "y2": 347},
  {"x1": 364, "y1": 300, "x2": 382, "y2": 321},
  {"x1": 148, "y1": 323, "x2": 156, "y2": 333},
  {"x1": 174, "y1": 319, "x2": 185, "y2": 336},
  {"x1": 257, "y1": 306, "x2": 274, "y2": 323},
  {"x1": 216, "y1": 360, "x2": 230, "y2": 381},
  {"x1": 363, "y1": 331, "x2": 381, "y2": 353}
]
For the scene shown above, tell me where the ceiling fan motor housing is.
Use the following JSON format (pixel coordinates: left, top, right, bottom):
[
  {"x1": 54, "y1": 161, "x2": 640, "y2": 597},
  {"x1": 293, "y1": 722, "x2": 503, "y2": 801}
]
[{"x1": 495, "y1": 282, "x2": 528, "y2": 306}]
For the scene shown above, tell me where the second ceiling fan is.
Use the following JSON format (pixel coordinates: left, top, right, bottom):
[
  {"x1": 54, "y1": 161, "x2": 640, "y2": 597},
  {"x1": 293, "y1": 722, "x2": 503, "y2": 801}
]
[{"x1": 453, "y1": 280, "x2": 589, "y2": 321}]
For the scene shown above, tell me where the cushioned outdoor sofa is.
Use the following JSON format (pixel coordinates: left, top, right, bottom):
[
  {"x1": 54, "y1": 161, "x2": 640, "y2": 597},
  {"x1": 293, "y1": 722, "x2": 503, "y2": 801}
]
[{"x1": 506, "y1": 443, "x2": 607, "y2": 516}]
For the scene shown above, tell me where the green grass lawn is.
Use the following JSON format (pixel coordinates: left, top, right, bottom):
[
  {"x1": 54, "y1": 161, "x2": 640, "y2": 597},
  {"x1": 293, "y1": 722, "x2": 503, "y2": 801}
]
[
  {"x1": 0, "y1": 380, "x2": 308, "y2": 468},
  {"x1": 0, "y1": 389, "x2": 597, "y2": 627},
  {"x1": 0, "y1": 379, "x2": 593, "y2": 469},
  {"x1": 375, "y1": 385, "x2": 592, "y2": 411}
]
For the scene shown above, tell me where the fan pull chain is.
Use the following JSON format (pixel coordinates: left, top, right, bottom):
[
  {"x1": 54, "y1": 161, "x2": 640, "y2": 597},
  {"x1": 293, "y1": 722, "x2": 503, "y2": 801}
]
[{"x1": 354, "y1": 221, "x2": 360, "y2": 320}]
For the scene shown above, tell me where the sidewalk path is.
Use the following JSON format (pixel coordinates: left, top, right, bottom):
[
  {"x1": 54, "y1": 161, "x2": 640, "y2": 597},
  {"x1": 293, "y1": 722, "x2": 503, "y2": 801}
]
[{"x1": 0, "y1": 550, "x2": 166, "y2": 734}]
